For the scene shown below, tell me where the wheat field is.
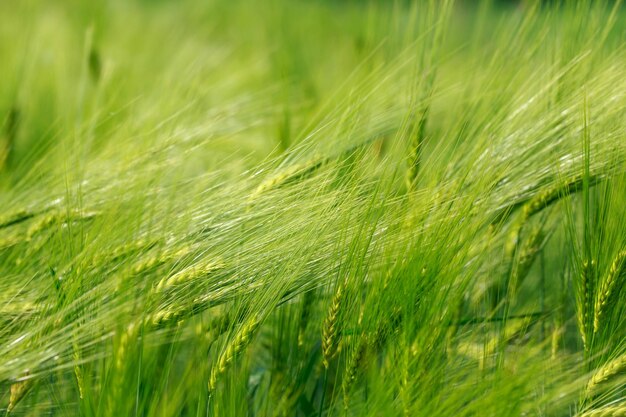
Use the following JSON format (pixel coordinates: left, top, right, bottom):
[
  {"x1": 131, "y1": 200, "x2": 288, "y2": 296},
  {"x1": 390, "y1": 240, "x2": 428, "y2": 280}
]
[{"x1": 1, "y1": 1, "x2": 626, "y2": 416}]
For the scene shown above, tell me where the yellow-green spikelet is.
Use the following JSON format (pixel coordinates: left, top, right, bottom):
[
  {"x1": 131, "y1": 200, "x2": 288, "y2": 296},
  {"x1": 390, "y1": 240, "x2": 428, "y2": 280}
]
[
  {"x1": 594, "y1": 250, "x2": 626, "y2": 333},
  {"x1": 322, "y1": 283, "x2": 344, "y2": 369},
  {"x1": 154, "y1": 258, "x2": 225, "y2": 293},
  {"x1": 208, "y1": 316, "x2": 260, "y2": 392}
]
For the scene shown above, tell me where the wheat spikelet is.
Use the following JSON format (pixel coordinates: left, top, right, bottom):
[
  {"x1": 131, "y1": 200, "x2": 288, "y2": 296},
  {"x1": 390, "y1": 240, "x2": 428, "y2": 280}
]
[
  {"x1": 578, "y1": 259, "x2": 595, "y2": 350},
  {"x1": 594, "y1": 250, "x2": 626, "y2": 333},
  {"x1": 0, "y1": 300, "x2": 42, "y2": 319},
  {"x1": 154, "y1": 258, "x2": 224, "y2": 293},
  {"x1": 0, "y1": 106, "x2": 19, "y2": 170},
  {"x1": 342, "y1": 335, "x2": 367, "y2": 410},
  {"x1": 510, "y1": 226, "x2": 545, "y2": 295},
  {"x1": 523, "y1": 174, "x2": 595, "y2": 220},
  {"x1": 73, "y1": 346, "x2": 84, "y2": 400},
  {"x1": 147, "y1": 302, "x2": 214, "y2": 330},
  {"x1": 322, "y1": 283, "x2": 345, "y2": 369},
  {"x1": 371, "y1": 307, "x2": 402, "y2": 350},
  {"x1": 106, "y1": 323, "x2": 139, "y2": 414},
  {"x1": 578, "y1": 405, "x2": 626, "y2": 417},
  {"x1": 115, "y1": 323, "x2": 138, "y2": 371},
  {"x1": 26, "y1": 209, "x2": 98, "y2": 241},
  {"x1": 205, "y1": 310, "x2": 239, "y2": 342},
  {"x1": 0, "y1": 233, "x2": 24, "y2": 250},
  {"x1": 145, "y1": 305, "x2": 187, "y2": 329},
  {"x1": 94, "y1": 238, "x2": 159, "y2": 266},
  {"x1": 131, "y1": 255, "x2": 163, "y2": 275},
  {"x1": 0, "y1": 208, "x2": 35, "y2": 230},
  {"x1": 492, "y1": 174, "x2": 599, "y2": 229},
  {"x1": 404, "y1": 116, "x2": 425, "y2": 191},
  {"x1": 146, "y1": 296, "x2": 234, "y2": 331},
  {"x1": 586, "y1": 353, "x2": 626, "y2": 395},
  {"x1": 130, "y1": 245, "x2": 192, "y2": 275},
  {"x1": 26, "y1": 212, "x2": 58, "y2": 240},
  {"x1": 504, "y1": 217, "x2": 525, "y2": 259},
  {"x1": 249, "y1": 157, "x2": 324, "y2": 201},
  {"x1": 7, "y1": 373, "x2": 34, "y2": 414},
  {"x1": 399, "y1": 342, "x2": 411, "y2": 417},
  {"x1": 208, "y1": 316, "x2": 260, "y2": 392},
  {"x1": 551, "y1": 323, "x2": 563, "y2": 360},
  {"x1": 297, "y1": 290, "x2": 315, "y2": 347},
  {"x1": 267, "y1": 370, "x2": 299, "y2": 417}
]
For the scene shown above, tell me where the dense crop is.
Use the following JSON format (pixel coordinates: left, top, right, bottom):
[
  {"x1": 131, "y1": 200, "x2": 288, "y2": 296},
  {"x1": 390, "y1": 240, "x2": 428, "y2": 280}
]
[{"x1": 1, "y1": 1, "x2": 626, "y2": 416}]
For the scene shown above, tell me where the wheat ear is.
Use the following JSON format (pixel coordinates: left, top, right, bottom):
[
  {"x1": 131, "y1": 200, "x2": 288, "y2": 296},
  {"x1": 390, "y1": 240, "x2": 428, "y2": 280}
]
[
  {"x1": 510, "y1": 226, "x2": 545, "y2": 293},
  {"x1": 0, "y1": 209, "x2": 36, "y2": 230},
  {"x1": 342, "y1": 335, "x2": 367, "y2": 410},
  {"x1": 297, "y1": 290, "x2": 315, "y2": 347},
  {"x1": 93, "y1": 238, "x2": 158, "y2": 266},
  {"x1": 399, "y1": 340, "x2": 412, "y2": 417},
  {"x1": 26, "y1": 209, "x2": 98, "y2": 241},
  {"x1": 205, "y1": 310, "x2": 241, "y2": 342},
  {"x1": 106, "y1": 323, "x2": 138, "y2": 414},
  {"x1": 551, "y1": 323, "x2": 564, "y2": 360},
  {"x1": 129, "y1": 245, "x2": 192, "y2": 275},
  {"x1": 586, "y1": 352, "x2": 626, "y2": 395},
  {"x1": 115, "y1": 323, "x2": 138, "y2": 371},
  {"x1": 73, "y1": 345, "x2": 84, "y2": 400},
  {"x1": 7, "y1": 374, "x2": 34, "y2": 414},
  {"x1": 404, "y1": 114, "x2": 426, "y2": 191},
  {"x1": 492, "y1": 174, "x2": 597, "y2": 228},
  {"x1": 322, "y1": 283, "x2": 345, "y2": 369},
  {"x1": 594, "y1": 250, "x2": 626, "y2": 333},
  {"x1": 208, "y1": 316, "x2": 260, "y2": 392},
  {"x1": 154, "y1": 259, "x2": 224, "y2": 292},
  {"x1": 578, "y1": 259, "x2": 595, "y2": 350},
  {"x1": 523, "y1": 174, "x2": 595, "y2": 220},
  {"x1": 249, "y1": 157, "x2": 324, "y2": 201},
  {"x1": 578, "y1": 406, "x2": 626, "y2": 417}
]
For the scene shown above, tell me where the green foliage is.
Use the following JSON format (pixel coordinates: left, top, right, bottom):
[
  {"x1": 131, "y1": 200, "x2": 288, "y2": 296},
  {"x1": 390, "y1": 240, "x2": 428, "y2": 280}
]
[{"x1": 0, "y1": 0, "x2": 626, "y2": 416}]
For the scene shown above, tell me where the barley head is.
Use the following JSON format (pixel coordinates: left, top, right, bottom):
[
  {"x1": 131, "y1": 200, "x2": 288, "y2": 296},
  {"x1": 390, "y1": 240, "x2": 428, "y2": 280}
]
[
  {"x1": 342, "y1": 335, "x2": 367, "y2": 410},
  {"x1": 208, "y1": 316, "x2": 260, "y2": 392},
  {"x1": 322, "y1": 283, "x2": 345, "y2": 369},
  {"x1": 593, "y1": 250, "x2": 626, "y2": 333},
  {"x1": 586, "y1": 352, "x2": 626, "y2": 395},
  {"x1": 154, "y1": 258, "x2": 224, "y2": 293},
  {"x1": 7, "y1": 373, "x2": 34, "y2": 414},
  {"x1": 578, "y1": 405, "x2": 626, "y2": 417},
  {"x1": 578, "y1": 259, "x2": 595, "y2": 350}
]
